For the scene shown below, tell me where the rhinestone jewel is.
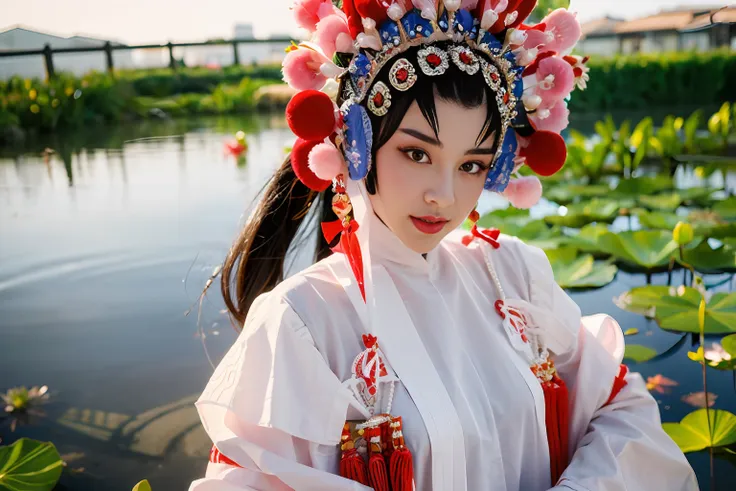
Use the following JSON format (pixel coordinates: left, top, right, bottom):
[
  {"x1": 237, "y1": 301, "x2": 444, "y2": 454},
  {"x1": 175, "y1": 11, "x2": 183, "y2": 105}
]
[
  {"x1": 417, "y1": 46, "x2": 449, "y2": 76},
  {"x1": 389, "y1": 58, "x2": 417, "y2": 91},
  {"x1": 367, "y1": 81, "x2": 391, "y2": 117},
  {"x1": 450, "y1": 46, "x2": 479, "y2": 75}
]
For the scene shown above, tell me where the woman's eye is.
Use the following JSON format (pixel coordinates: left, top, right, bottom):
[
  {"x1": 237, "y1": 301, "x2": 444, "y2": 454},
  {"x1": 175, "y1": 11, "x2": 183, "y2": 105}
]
[
  {"x1": 460, "y1": 161, "x2": 487, "y2": 175},
  {"x1": 402, "y1": 148, "x2": 430, "y2": 164}
]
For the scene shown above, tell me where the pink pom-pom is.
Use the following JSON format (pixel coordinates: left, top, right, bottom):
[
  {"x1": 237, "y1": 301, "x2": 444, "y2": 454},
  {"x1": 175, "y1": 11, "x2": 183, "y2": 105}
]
[
  {"x1": 530, "y1": 100, "x2": 570, "y2": 133},
  {"x1": 293, "y1": 0, "x2": 332, "y2": 32},
  {"x1": 315, "y1": 14, "x2": 351, "y2": 58},
  {"x1": 503, "y1": 176, "x2": 543, "y2": 209},
  {"x1": 282, "y1": 48, "x2": 329, "y2": 91},
  {"x1": 308, "y1": 142, "x2": 345, "y2": 181},
  {"x1": 536, "y1": 56, "x2": 575, "y2": 101},
  {"x1": 523, "y1": 29, "x2": 553, "y2": 51},
  {"x1": 541, "y1": 9, "x2": 581, "y2": 54}
]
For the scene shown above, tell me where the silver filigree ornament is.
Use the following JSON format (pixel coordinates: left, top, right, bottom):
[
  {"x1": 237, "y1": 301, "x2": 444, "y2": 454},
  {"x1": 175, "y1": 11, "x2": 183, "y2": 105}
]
[
  {"x1": 450, "y1": 46, "x2": 480, "y2": 75},
  {"x1": 417, "y1": 45, "x2": 449, "y2": 76},
  {"x1": 388, "y1": 58, "x2": 417, "y2": 92},
  {"x1": 367, "y1": 81, "x2": 392, "y2": 117}
]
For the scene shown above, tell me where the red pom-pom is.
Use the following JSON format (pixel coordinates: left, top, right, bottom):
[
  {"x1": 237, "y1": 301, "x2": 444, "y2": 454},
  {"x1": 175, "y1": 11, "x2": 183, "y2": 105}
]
[
  {"x1": 286, "y1": 90, "x2": 336, "y2": 142},
  {"x1": 520, "y1": 130, "x2": 567, "y2": 177},
  {"x1": 342, "y1": 0, "x2": 364, "y2": 38},
  {"x1": 355, "y1": 0, "x2": 389, "y2": 25},
  {"x1": 291, "y1": 138, "x2": 332, "y2": 191},
  {"x1": 507, "y1": 0, "x2": 538, "y2": 29}
]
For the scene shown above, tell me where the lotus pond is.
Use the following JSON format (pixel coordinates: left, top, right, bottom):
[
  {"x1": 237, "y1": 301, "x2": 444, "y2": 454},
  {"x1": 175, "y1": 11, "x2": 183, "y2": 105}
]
[{"x1": 1, "y1": 105, "x2": 736, "y2": 490}]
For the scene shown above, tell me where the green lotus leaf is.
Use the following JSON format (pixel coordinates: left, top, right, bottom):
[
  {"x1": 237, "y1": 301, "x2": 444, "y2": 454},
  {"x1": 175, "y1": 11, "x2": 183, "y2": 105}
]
[
  {"x1": 713, "y1": 196, "x2": 736, "y2": 219},
  {"x1": 678, "y1": 241, "x2": 736, "y2": 273},
  {"x1": 545, "y1": 247, "x2": 617, "y2": 289},
  {"x1": 723, "y1": 333, "x2": 736, "y2": 358},
  {"x1": 560, "y1": 223, "x2": 611, "y2": 253},
  {"x1": 0, "y1": 438, "x2": 63, "y2": 491},
  {"x1": 476, "y1": 207, "x2": 532, "y2": 233},
  {"x1": 544, "y1": 199, "x2": 624, "y2": 228},
  {"x1": 663, "y1": 409, "x2": 736, "y2": 453},
  {"x1": 613, "y1": 175, "x2": 674, "y2": 197},
  {"x1": 635, "y1": 209, "x2": 680, "y2": 230},
  {"x1": 596, "y1": 230, "x2": 682, "y2": 269},
  {"x1": 638, "y1": 193, "x2": 683, "y2": 211},
  {"x1": 678, "y1": 186, "x2": 720, "y2": 206},
  {"x1": 623, "y1": 344, "x2": 657, "y2": 363},
  {"x1": 544, "y1": 183, "x2": 612, "y2": 205},
  {"x1": 616, "y1": 285, "x2": 736, "y2": 334}
]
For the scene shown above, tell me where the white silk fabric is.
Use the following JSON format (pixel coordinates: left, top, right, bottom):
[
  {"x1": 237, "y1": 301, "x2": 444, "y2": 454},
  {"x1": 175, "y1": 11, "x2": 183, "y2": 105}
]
[{"x1": 189, "y1": 182, "x2": 698, "y2": 491}]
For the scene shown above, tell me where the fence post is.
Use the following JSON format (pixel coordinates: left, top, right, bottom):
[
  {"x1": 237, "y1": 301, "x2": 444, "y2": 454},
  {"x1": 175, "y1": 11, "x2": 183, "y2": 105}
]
[
  {"x1": 43, "y1": 43, "x2": 55, "y2": 80},
  {"x1": 232, "y1": 40, "x2": 240, "y2": 66},
  {"x1": 104, "y1": 41, "x2": 115, "y2": 75},
  {"x1": 167, "y1": 41, "x2": 176, "y2": 70}
]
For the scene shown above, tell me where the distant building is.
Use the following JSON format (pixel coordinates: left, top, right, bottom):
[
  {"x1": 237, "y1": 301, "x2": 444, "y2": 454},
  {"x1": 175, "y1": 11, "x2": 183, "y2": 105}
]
[
  {"x1": 578, "y1": 6, "x2": 736, "y2": 56},
  {"x1": 0, "y1": 26, "x2": 134, "y2": 79}
]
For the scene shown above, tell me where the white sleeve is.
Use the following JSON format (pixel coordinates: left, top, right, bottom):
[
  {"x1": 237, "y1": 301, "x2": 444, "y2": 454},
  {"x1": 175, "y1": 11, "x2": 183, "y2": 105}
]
[
  {"x1": 519, "y1": 243, "x2": 699, "y2": 491},
  {"x1": 189, "y1": 292, "x2": 371, "y2": 491}
]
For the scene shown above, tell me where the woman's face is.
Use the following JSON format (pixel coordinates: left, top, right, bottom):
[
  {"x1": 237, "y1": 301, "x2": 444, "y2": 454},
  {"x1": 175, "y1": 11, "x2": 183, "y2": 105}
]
[{"x1": 370, "y1": 95, "x2": 495, "y2": 254}]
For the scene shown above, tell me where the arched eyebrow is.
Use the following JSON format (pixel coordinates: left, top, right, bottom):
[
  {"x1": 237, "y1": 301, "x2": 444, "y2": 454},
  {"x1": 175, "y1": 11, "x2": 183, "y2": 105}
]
[
  {"x1": 399, "y1": 128, "x2": 442, "y2": 148},
  {"x1": 399, "y1": 128, "x2": 496, "y2": 156}
]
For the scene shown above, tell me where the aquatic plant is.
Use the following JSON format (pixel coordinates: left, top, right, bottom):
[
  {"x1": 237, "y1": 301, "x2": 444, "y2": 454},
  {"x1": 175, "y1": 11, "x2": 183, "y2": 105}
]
[{"x1": 0, "y1": 438, "x2": 63, "y2": 491}]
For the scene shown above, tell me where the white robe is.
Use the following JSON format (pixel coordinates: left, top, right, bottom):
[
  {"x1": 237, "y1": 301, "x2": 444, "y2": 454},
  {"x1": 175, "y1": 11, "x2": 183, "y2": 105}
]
[{"x1": 189, "y1": 183, "x2": 698, "y2": 491}]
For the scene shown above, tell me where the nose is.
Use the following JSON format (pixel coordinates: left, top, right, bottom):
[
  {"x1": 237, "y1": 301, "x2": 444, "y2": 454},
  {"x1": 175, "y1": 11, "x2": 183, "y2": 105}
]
[{"x1": 424, "y1": 168, "x2": 455, "y2": 208}]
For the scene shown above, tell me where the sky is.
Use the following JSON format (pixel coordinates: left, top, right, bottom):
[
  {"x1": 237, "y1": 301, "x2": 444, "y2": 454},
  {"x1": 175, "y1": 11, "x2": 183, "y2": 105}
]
[{"x1": 0, "y1": 0, "x2": 728, "y2": 45}]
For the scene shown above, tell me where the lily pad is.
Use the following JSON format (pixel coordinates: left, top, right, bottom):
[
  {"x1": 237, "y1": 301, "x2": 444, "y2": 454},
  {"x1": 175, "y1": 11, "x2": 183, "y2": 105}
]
[
  {"x1": 638, "y1": 193, "x2": 683, "y2": 211},
  {"x1": 544, "y1": 199, "x2": 624, "y2": 228},
  {"x1": 678, "y1": 241, "x2": 736, "y2": 273},
  {"x1": 0, "y1": 438, "x2": 63, "y2": 491},
  {"x1": 560, "y1": 223, "x2": 611, "y2": 254},
  {"x1": 615, "y1": 285, "x2": 736, "y2": 334},
  {"x1": 712, "y1": 196, "x2": 736, "y2": 219},
  {"x1": 544, "y1": 183, "x2": 612, "y2": 205},
  {"x1": 635, "y1": 209, "x2": 680, "y2": 230},
  {"x1": 596, "y1": 230, "x2": 683, "y2": 270},
  {"x1": 623, "y1": 344, "x2": 657, "y2": 363},
  {"x1": 613, "y1": 175, "x2": 674, "y2": 197},
  {"x1": 663, "y1": 409, "x2": 736, "y2": 453},
  {"x1": 476, "y1": 207, "x2": 532, "y2": 232},
  {"x1": 545, "y1": 247, "x2": 617, "y2": 289}
]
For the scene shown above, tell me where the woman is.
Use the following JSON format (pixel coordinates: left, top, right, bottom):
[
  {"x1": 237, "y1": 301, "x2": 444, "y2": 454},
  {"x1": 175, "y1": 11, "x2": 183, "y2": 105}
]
[{"x1": 190, "y1": 1, "x2": 698, "y2": 490}]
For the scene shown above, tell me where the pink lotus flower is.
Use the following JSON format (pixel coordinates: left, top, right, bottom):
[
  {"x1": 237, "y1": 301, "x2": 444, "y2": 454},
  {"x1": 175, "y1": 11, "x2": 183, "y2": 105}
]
[{"x1": 282, "y1": 47, "x2": 330, "y2": 91}]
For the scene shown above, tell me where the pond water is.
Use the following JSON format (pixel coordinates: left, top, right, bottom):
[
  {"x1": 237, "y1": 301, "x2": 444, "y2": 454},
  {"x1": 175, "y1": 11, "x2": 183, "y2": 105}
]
[{"x1": 0, "y1": 114, "x2": 734, "y2": 490}]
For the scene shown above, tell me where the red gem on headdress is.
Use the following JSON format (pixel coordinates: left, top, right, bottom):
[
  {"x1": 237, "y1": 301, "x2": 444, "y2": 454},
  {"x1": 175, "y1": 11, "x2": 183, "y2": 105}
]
[
  {"x1": 372, "y1": 91, "x2": 384, "y2": 107},
  {"x1": 395, "y1": 68, "x2": 409, "y2": 83},
  {"x1": 503, "y1": 92, "x2": 510, "y2": 104},
  {"x1": 426, "y1": 54, "x2": 442, "y2": 68},
  {"x1": 491, "y1": 72, "x2": 499, "y2": 81},
  {"x1": 459, "y1": 52, "x2": 472, "y2": 65}
]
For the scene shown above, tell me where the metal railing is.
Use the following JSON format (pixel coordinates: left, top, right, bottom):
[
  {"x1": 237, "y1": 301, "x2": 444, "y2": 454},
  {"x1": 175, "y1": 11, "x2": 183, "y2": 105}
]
[{"x1": 0, "y1": 37, "x2": 296, "y2": 79}]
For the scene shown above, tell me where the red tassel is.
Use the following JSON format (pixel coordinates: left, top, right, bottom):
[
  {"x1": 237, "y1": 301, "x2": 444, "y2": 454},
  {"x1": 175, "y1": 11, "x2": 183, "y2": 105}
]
[
  {"x1": 339, "y1": 423, "x2": 369, "y2": 485},
  {"x1": 389, "y1": 417, "x2": 415, "y2": 491},
  {"x1": 321, "y1": 218, "x2": 365, "y2": 301},
  {"x1": 366, "y1": 426, "x2": 390, "y2": 491},
  {"x1": 340, "y1": 448, "x2": 369, "y2": 485},
  {"x1": 368, "y1": 453, "x2": 390, "y2": 491},
  {"x1": 536, "y1": 366, "x2": 571, "y2": 485}
]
